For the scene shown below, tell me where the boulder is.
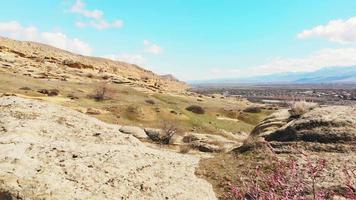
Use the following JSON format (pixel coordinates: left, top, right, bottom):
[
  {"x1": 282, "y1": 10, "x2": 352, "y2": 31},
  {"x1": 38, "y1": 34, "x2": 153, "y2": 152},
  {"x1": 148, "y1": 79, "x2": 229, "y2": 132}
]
[
  {"x1": 182, "y1": 133, "x2": 242, "y2": 153},
  {"x1": 250, "y1": 109, "x2": 291, "y2": 137},
  {"x1": 86, "y1": 107, "x2": 101, "y2": 115},
  {"x1": 119, "y1": 126, "x2": 148, "y2": 139},
  {"x1": 0, "y1": 97, "x2": 216, "y2": 200}
]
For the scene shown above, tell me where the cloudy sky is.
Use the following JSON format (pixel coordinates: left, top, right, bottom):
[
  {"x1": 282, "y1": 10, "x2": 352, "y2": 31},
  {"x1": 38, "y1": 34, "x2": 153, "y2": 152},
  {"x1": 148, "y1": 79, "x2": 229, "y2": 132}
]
[{"x1": 1, "y1": 0, "x2": 356, "y2": 80}]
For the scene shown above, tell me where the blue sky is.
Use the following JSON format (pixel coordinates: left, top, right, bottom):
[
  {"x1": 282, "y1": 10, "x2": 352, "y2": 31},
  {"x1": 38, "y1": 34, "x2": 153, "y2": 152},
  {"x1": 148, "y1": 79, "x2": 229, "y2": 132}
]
[{"x1": 1, "y1": 0, "x2": 356, "y2": 80}]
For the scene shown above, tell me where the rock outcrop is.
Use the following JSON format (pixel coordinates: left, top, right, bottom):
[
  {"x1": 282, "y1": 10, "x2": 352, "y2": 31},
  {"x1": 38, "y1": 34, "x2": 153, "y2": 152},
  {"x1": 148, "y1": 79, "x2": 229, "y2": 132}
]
[
  {"x1": 234, "y1": 105, "x2": 356, "y2": 196},
  {"x1": 250, "y1": 109, "x2": 291, "y2": 138},
  {"x1": 250, "y1": 106, "x2": 356, "y2": 152},
  {"x1": 182, "y1": 133, "x2": 242, "y2": 153},
  {"x1": 0, "y1": 97, "x2": 216, "y2": 200},
  {"x1": 264, "y1": 106, "x2": 356, "y2": 144}
]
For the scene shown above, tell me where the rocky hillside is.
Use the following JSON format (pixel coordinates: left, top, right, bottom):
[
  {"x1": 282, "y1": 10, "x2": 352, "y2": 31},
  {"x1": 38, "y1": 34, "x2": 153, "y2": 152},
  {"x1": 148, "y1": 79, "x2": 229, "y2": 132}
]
[
  {"x1": 0, "y1": 96, "x2": 216, "y2": 199},
  {"x1": 0, "y1": 37, "x2": 187, "y2": 92}
]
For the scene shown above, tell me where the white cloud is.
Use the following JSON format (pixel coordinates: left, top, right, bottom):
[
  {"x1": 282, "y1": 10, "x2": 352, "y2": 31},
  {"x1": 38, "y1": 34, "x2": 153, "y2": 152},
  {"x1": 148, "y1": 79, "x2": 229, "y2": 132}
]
[
  {"x1": 0, "y1": 21, "x2": 38, "y2": 41},
  {"x1": 297, "y1": 17, "x2": 356, "y2": 44},
  {"x1": 252, "y1": 48, "x2": 356, "y2": 75},
  {"x1": 70, "y1": 0, "x2": 123, "y2": 30},
  {"x1": 208, "y1": 48, "x2": 356, "y2": 79},
  {"x1": 0, "y1": 21, "x2": 92, "y2": 55},
  {"x1": 103, "y1": 53, "x2": 146, "y2": 65},
  {"x1": 70, "y1": 0, "x2": 103, "y2": 19},
  {"x1": 77, "y1": 19, "x2": 123, "y2": 30},
  {"x1": 143, "y1": 40, "x2": 163, "y2": 54}
]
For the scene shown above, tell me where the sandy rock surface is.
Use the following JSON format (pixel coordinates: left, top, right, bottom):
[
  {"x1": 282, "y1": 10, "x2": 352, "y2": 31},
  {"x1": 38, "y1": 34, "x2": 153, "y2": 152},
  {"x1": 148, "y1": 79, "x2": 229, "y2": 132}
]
[
  {"x1": 0, "y1": 96, "x2": 216, "y2": 200},
  {"x1": 119, "y1": 126, "x2": 148, "y2": 139},
  {"x1": 265, "y1": 106, "x2": 356, "y2": 144}
]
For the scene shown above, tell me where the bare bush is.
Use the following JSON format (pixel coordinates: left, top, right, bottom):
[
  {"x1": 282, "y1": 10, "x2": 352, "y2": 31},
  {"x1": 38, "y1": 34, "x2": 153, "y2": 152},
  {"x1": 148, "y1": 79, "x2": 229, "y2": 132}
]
[
  {"x1": 289, "y1": 100, "x2": 317, "y2": 118},
  {"x1": 186, "y1": 105, "x2": 205, "y2": 114},
  {"x1": 144, "y1": 121, "x2": 180, "y2": 145},
  {"x1": 160, "y1": 121, "x2": 180, "y2": 144},
  {"x1": 89, "y1": 83, "x2": 116, "y2": 101}
]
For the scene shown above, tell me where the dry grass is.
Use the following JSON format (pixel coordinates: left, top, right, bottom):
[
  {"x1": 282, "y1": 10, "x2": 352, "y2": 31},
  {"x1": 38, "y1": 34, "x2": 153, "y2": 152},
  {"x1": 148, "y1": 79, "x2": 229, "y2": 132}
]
[{"x1": 289, "y1": 100, "x2": 318, "y2": 118}]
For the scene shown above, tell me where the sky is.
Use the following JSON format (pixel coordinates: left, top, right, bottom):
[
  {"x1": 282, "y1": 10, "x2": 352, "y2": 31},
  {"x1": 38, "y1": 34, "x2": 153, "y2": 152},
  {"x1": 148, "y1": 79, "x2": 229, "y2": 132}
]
[{"x1": 1, "y1": 0, "x2": 356, "y2": 81}]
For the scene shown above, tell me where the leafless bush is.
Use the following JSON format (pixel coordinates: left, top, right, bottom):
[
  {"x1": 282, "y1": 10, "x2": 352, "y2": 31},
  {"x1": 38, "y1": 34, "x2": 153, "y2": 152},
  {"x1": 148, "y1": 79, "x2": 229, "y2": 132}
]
[
  {"x1": 289, "y1": 100, "x2": 317, "y2": 118},
  {"x1": 144, "y1": 121, "x2": 180, "y2": 144},
  {"x1": 160, "y1": 121, "x2": 180, "y2": 144},
  {"x1": 89, "y1": 83, "x2": 116, "y2": 101}
]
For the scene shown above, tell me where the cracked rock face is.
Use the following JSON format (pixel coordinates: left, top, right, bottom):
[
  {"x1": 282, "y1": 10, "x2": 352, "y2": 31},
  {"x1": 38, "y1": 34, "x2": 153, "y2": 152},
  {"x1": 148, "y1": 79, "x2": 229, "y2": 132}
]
[{"x1": 0, "y1": 96, "x2": 216, "y2": 200}]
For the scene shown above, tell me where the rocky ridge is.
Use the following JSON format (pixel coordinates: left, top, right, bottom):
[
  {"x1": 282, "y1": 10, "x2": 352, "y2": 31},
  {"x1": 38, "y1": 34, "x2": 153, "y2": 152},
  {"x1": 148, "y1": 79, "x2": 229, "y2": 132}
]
[{"x1": 0, "y1": 37, "x2": 187, "y2": 92}]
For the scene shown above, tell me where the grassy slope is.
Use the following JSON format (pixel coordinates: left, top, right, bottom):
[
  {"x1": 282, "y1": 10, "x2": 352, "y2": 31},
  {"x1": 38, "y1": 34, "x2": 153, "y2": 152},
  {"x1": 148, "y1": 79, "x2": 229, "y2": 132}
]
[{"x1": 0, "y1": 72, "x2": 273, "y2": 135}]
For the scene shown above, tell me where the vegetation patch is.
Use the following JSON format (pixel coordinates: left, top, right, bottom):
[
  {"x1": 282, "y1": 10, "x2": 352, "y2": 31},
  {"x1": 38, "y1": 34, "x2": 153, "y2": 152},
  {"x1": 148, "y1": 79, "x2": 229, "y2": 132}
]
[{"x1": 186, "y1": 105, "x2": 205, "y2": 114}]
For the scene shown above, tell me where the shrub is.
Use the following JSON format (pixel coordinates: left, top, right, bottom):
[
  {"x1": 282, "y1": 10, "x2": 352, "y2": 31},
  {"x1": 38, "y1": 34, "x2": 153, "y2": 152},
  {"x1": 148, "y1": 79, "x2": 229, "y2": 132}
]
[
  {"x1": 186, "y1": 105, "x2": 205, "y2": 114},
  {"x1": 37, "y1": 89, "x2": 59, "y2": 96},
  {"x1": 160, "y1": 121, "x2": 180, "y2": 144},
  {"x1": 19, "y1": 87, "x2": 31, "y2": 91},
  {"x1": 145, "y1": 99, "x2": 155, "y2": 105},
  {"x1": 144, "y1": 121, "x2": 180, "y2": 145},
  {"x1": 289, "y1": 100, "x2": 317, "y2": 118},
  {"x1": 243, "y1": 106, "x2": 261, "y2": 113},
  {"x1": 89, "y1": 83, "x2": 116, "y2": 101},
  {"x1": 226, "y1": 156, "x2": 329, "y2": 200},
  {"x1": 226, "y1": 144, "x2": 355, "y2": 200}
]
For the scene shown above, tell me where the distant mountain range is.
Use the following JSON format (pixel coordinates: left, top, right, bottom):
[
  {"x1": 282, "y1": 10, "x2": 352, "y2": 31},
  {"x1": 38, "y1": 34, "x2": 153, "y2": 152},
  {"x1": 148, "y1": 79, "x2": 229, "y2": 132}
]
[{"x1": 190, "y1": 66, "x2": 356, "y2": 85}]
